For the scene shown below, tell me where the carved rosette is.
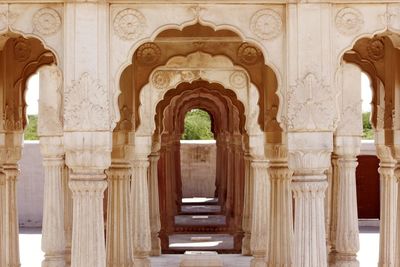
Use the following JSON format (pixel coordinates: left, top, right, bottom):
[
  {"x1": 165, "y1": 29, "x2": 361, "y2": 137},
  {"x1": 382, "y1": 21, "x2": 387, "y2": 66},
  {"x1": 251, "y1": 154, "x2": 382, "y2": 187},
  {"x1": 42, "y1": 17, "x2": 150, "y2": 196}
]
[
  {"x1": 250, "y1": 9, "x2": 282, "y2": 40},
  {"x1": 287, "y1": 73, "x2": 337, "y2": 131},
  {"x1": 64, "y1": 73, "x2": 110, "y2": 131},
  {"x1": 33, "y1": 8, "x2": 61, "y2": 36},
  {"x1": 237, "y1": 43, "x2": 261, "y2": 65},
  {"x1": 152, "y1": 71, "x2": 170, "y2": 89},
  {"x1": 137, "y1": 43, "x2": 161, "y2": 65},
  {"x1": 113, "y1": 8, "x2": 146, "y2": 41},
  {"x1": 367, "y1": 37, "x2": 385, "y2": 61},
  {"x1": 229, "y1": 71, "x2": 247, "y2": 89},
  {"x1": 335, "y1": 7, "x2": 364, "y2": 36}
]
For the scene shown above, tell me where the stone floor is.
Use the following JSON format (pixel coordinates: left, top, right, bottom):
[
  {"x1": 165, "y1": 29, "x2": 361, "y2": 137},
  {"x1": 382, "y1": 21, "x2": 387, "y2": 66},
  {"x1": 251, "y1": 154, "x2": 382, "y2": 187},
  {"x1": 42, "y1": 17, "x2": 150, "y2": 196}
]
[
  {"x1": 169, "y1": 234, "x2": 234, "y2": 250},
  {"x1": 20, "y1": 225, "x2": 380, "y2": 267}
]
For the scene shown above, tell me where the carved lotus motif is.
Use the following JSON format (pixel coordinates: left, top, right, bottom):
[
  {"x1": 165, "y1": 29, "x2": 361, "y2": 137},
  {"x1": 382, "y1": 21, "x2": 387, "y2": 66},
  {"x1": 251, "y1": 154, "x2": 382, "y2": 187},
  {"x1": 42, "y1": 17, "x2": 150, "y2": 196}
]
[
  {"x1": 137, "y1": 43, "x2": 161, "y2": 65},
  {"x1": 238, "y1": 43, "x2": 261, "y2": 65},
  {"x1": 335, "y1": 7, "x2": 364, "y2": 36},
  {"x1": 152, "y1": 71, "x2": 170, "y2": 89},
  {"x1": 64, "y1": 73, "x2": 110, "y2": 131},
  {"x1": 33, "y1": 8, "x2": 61, "y2": 36},
  {"x1": 113, "y1": 9, "x2": 146, "y2": 40},
  {"x1": 250, "y1": 9, "x2": 282, "y2": 40},
  {"x1": 367, "y1": 38, "x2": 385, "y2": 61}
]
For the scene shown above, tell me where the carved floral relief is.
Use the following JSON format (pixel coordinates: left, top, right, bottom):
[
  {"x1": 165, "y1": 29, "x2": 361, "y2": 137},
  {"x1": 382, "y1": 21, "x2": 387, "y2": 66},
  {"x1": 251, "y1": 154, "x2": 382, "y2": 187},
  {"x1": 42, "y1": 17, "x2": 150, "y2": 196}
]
[
  {"x1": 250, "y1": 9, "x2": 282, "y2": 40},
  {"x1": 64, "y1": 73, "x2": 110, "y2": 131},
  {"x1": 113, "y1": 8, "x2": 146, "y2": 41}
]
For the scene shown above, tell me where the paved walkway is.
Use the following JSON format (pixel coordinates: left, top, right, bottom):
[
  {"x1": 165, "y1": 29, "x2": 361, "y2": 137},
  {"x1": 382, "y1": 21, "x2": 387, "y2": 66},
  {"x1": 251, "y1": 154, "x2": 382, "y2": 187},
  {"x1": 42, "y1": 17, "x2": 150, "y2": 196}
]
[{"x1": 20, "y1": 227, "x2": 380, "y2": 267}]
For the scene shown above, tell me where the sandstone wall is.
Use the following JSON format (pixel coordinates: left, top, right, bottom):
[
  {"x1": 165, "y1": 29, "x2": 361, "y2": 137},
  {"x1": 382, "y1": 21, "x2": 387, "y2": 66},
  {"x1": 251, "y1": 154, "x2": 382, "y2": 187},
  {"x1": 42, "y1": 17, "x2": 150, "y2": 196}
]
[{"x1": 180, "y1": 141, "x2": 217, "y2": 198}]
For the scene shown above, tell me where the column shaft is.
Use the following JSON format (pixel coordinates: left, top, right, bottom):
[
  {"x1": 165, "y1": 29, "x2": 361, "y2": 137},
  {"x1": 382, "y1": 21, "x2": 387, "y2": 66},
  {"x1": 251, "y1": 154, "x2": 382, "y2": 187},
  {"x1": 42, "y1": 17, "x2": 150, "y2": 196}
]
[
  {"x1": 106, "y1": 163, "x2": 133, "y2": 267},
  {"x1": 41, "y1": 158, "x2": 66, "y2": 267},
  {"x1": 4, "y1": 165, "x2": 21, "y2": 267},
  {"x1": 63, "y1": 167, "x2": 72, "y2": 267},
  {"x1": 69, "y1": 178, "x2": 107, "y2": 267},
  {"x1": 250, "y1": 160, "x2": 269, "y2": 267},
  {"x1": 131, "y1": 160, "x2": 151, "y2": 267},
  {"x1": 241, "y1": 155, "x2": 252, "y2": 255},
  {"x1": 267, "y1": 166, "x2": 293, "y2": 267},
  {"x1": 148, "y1": 154, "x2": 161, "y2": 256},
  {"x1": 378, "y1": 162, "x2": 397, "y2": 267},
  {"x1": 292, "y1": 178, "x2": 328, "y2": 267},
  {"x1": 335, "y1": 157, "x2": 360, "y2": 267}
]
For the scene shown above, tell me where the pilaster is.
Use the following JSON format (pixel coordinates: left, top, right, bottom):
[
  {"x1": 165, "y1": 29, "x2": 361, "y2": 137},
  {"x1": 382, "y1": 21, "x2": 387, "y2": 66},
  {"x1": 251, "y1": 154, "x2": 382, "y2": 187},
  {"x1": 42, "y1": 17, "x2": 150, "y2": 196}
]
[
  {"x1": 106, "y1": 162, "x2": 133, "y2": 267},
  {"x1": 40, "y1": 136, "x2": 66, "y2": 267},
  {"x1": 250, "y1": 160, "x2": 269, "y2": 267},
  {"x1": 241, "y1": 153, "x2": 252, "y2": 255},
  {"x1": 333, "y1": 136, "x2": 361, "y2": 267},
  {"x1": 289, "y1": 132, "x2": 332, "y2": 267},
  {"x1": 376, "y1": 145, "x2": 397, "y2": 267},
  {"x1": 148, "y1": 152, "x2": 162, "y2": 256},
  {"x1": 265, "y1": 144, "x2": 293, "y2": 267}
]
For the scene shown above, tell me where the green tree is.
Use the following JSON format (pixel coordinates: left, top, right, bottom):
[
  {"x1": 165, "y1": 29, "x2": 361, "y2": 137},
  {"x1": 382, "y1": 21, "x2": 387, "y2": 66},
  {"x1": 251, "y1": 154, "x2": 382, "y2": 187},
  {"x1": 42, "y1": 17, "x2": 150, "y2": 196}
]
[
  {"x1": 182, "y1": 109, "x2": 214, "y2": 140},
  {"x1": 362, "y1": 112, "x2": 374, "y2": 140},
  {"x1": 24, "y1": 115, "x2": 38, "y2": 140}
]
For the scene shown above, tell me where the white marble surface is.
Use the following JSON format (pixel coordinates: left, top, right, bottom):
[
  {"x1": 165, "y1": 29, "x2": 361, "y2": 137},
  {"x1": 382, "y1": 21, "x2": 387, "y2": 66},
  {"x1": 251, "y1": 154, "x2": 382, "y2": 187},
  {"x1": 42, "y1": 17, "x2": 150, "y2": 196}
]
[{"x1": 19, "y1": 227, "x2": 379, "y2": 267}]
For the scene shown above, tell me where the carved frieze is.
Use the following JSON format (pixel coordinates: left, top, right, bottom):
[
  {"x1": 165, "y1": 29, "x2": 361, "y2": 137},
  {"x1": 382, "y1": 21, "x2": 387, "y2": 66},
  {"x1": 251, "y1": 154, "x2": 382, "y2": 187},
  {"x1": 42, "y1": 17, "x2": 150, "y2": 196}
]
[
  {"x1": 335, "y1": 7, "x2": 364, "y2": 36},
  {"x1": 113, "y1": 8, "x2": 146, "y2": 41},
  {"x1": 137, "y1": 43, "x2": 161, "y2": 65},
  {"x1": 64, "y1": 73, "x2": 110, "y2": 131},
  {"x1": 287, "y1": 73, "x2": 336, "y2": 131},
  {"x1": 33, "y1": 8, "x2": 61, "y2": 36},
  {"x1": 250, "y1": 9, "x2": 282, "y2": 40},
  {"x1": 237, "y1": 43, "x2": 261, "y2": 65}
]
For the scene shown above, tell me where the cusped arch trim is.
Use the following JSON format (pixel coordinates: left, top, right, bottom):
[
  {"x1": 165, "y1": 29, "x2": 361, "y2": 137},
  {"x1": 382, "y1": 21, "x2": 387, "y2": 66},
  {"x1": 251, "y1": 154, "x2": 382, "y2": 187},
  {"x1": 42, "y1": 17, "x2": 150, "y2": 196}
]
[
  {"x1": 113, "y1": 18, "x2": 282, "y2": 132},
  {"x1": 137, "y1": 51, "x2": 261, "y2": 140}
]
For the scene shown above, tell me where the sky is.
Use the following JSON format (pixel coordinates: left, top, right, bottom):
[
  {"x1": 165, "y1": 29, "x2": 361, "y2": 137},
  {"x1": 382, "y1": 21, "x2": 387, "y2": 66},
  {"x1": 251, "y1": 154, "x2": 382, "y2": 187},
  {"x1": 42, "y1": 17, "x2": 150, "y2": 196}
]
[{"x1": 25, "y1": 72, "x2": 373, "y2": 116}]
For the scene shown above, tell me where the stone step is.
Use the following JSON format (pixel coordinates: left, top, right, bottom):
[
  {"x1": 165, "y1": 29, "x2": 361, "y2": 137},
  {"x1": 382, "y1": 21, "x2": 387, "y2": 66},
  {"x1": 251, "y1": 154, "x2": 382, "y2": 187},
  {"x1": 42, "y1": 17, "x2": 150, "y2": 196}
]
[{"x1": 179, "y1": 251, "x2": 223, "y2": 267}]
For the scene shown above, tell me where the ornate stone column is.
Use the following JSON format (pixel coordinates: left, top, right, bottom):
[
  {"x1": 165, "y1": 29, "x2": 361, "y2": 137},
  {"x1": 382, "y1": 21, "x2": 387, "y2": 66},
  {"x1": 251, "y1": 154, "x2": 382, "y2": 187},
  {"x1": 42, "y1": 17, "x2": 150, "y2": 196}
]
[
  {"x1": 376, "y1": 145, "x2": 397, "y2": 267},
  {"x1": 106, "y1": 162, "x2": 133, "y2": 267},
  {"x1": 328, "y1": 155, "x2": 339, "y2": 264},
  {"x1": 148, "y1": 152, "x2": 162, "y2": 256},
  {"x1": 333, "y1": 136, "x2": 361, "y2": 267},
  {"x1": 131, "y1": 158, "x2": 152, "y2": 267},
  {"x1": 241, "y1": 153, "x2": 253, "y2": 255},
  {"x1": 266, "y1": 144, "x2": 293, "y2": 267},
  {"x1": 63, "y1": 166, "x2": 73, "y2": 267},
  {"x1": 250, "y1": 159, "x2": 269, "y2": 267},
  {"x1": 40, "y1": 137, "x2": 66, "y2": 267},
  {"x1": 3, "y1": 163, "x2": 21, "y2": 267},
  {"x1": 289, "y1": 133, "x2": 332, "y2": 267},
  {"x1": 69, "y1": 177, "x2": 107, "y2": 267}
]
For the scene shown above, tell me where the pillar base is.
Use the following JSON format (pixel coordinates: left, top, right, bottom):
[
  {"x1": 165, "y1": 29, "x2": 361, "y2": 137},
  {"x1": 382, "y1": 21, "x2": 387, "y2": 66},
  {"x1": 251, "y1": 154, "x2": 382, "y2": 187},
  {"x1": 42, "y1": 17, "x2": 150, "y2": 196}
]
[
  {"x1": 42, "y1": 256, "x2": 66, "y2": 267},
  {"x1": 241, "y1": 234, "x2": 251, "y2": 255},
  {"x1": 133, "y1": 257, "x2": 151, "y2": 267},
  {"x1": 335, "y1": 255, "x2": 359, "y2": 267},
  {"x1": 250, "y1": 255, "x2": 267, "y2": 267},
  {"x1": 150, "y1": 235, "x2": 161, "y2": 256}
]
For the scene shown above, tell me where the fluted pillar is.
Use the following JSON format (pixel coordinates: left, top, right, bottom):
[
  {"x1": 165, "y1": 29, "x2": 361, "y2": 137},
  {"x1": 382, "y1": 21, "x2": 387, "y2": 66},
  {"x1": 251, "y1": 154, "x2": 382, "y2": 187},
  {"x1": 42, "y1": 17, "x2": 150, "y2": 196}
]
[
  {"x1": 289, "y1": 138, "x2": 331, "y2": 267},
  {"x1": 148, "y1": 153, "x2": 162, "y2": 256},
  {"x1": 335, "y1": 158, "x2": 360, "y2": 267},
  {"x1": 241, "y1": 153, "x2": 252, "y2": 255},
  {"x1": 267, "y1": 164, "x2": 293, "y2": 267},
  {"x1": 250, "y1": 160, "x2": 269, "y2": 267},
  {"x1": 69, "y1": 177, "x2": 107, "y2": 267},
  {"x1": 3, "y1": 164, "x2": 20, "y2": 267},
  {"x1": 41, "y1": 143, "x2": 66, "y2": 267},
  {"x1": 106, "y1": 163, "x2": 133, "y2": 267},
  {"x1": 63, "y1": 167, "x2": 72, "y2": 267},
  {"x1": 131, "y1": 159, "x2": 151, "y2": 267},
  {"x1": 377, "y1": 146, "x2": 397, "y2": 267},
  {"x1": 328, "y1": 156, "x2": 339, "y2": 264}
]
